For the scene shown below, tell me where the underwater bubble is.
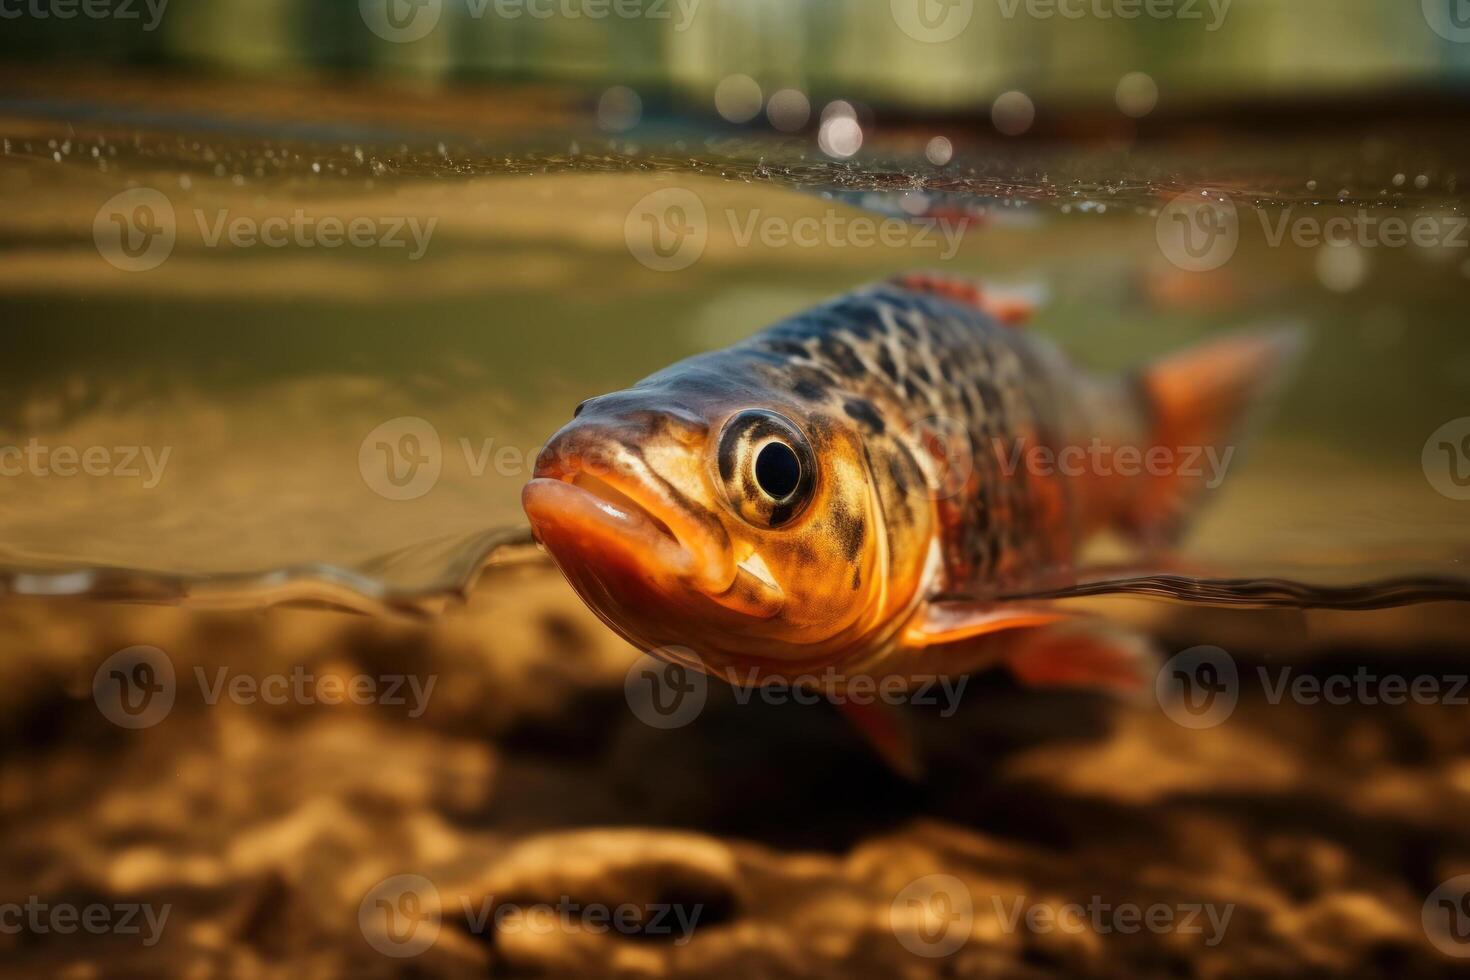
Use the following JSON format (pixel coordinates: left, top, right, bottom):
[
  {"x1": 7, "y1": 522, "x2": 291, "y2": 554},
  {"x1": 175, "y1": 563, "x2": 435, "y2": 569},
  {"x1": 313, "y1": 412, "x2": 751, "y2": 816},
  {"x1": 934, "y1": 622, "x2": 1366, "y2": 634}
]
[
  {"x1": 715, "y1": 74, "x2": 763, "y2": 124},
  {"x1": 597, "y1": 86, "x2": 642, "y2": 132},
  {"x1": 1115, "y1": 72, "x2": 1158, "y2": 118},
  {"x1": 1316, "y1": 242, "x2": 1368, "y2": 292},
  {"x1": 818, "y1": 115, "x2": 863, "y2": 159},
  {"x1": 899, "y1": 191, "x2": 929, "y2": 215},
  {"x1": 766, "y1": 88, "x2": 810, "y2": 132},
  {"x1": 821, "y1": 100, "x2": 857, "y2": 123},
  {"x1": 991, "y1": 91, "x2": 1035, "y2": 136}
]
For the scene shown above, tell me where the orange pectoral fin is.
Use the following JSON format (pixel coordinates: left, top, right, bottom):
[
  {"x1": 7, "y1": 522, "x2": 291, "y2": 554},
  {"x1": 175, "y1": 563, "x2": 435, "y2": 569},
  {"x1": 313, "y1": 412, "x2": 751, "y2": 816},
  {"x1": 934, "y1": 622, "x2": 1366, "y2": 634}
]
[
  {"x1": 832, "y1": 698, "x2": 923, "y2": 782},
  {"x1": 1004, "y1": 623, "x2": 1159, "y2": 700},
  {"x1": 901, "y1": 600, "x2": 1070, "y2": 649},
  {"x1": 896, "y1": 600, "x2": 1076, "y2": 679},
  {"x1": 898, "y1": 601, "x2": 1156, "y2": 700}
]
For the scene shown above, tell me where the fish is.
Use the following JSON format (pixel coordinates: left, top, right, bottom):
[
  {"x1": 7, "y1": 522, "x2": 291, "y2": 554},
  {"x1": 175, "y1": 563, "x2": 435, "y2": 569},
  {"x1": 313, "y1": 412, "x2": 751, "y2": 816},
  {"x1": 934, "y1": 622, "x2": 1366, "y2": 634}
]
[{"x1": 522, "y1": 273, "x2": 1300, "y2": 773}]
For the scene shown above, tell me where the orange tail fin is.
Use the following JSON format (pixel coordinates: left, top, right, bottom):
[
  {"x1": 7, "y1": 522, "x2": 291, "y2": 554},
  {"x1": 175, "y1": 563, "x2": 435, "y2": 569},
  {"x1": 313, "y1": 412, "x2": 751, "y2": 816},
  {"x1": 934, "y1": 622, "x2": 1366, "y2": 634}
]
[{"x1": 1126, "y1": 326, "x2": 1305, "y2": 544}]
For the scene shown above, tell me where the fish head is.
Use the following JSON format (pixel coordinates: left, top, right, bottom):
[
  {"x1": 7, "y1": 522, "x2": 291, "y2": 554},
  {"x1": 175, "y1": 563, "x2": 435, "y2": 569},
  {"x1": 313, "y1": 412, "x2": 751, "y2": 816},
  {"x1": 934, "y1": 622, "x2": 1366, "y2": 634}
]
[{"x1": 522, "y1": 358, "x2": 927, "y2": 678}]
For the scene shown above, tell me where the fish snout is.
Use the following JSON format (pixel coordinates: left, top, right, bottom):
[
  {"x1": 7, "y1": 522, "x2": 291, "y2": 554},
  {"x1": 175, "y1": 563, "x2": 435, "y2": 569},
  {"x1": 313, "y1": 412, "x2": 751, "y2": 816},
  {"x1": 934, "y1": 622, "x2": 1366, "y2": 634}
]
[
  {"x1": 526, "y1": 421, "x2": 735, "y2": 594},
  {"x1": 533, "y1": 423, "x2": 621, "y2": 483}
]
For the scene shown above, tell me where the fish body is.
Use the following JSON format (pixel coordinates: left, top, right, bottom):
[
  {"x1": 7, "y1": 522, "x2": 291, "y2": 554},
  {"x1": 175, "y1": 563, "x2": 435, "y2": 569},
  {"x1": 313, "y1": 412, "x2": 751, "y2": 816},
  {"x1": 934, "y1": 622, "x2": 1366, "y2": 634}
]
[{"x1": 523, "y1": 274, "x2": 1297, "y2": 704}]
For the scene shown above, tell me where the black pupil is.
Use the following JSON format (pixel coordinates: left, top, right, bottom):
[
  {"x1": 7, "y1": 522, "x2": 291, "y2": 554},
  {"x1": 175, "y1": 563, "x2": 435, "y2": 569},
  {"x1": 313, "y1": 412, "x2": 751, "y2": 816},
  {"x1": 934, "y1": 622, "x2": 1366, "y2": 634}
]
[{"x1": 754, "y1": 441, "x2": 802, "y2": 499}]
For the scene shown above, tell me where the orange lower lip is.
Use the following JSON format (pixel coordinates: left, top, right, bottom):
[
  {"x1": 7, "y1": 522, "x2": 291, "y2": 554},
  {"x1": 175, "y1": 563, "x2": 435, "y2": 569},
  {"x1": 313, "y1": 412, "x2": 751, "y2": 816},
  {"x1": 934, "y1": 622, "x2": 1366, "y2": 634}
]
[{"x1": 523, "y1": 477, "x2": 695, "y2": 579}]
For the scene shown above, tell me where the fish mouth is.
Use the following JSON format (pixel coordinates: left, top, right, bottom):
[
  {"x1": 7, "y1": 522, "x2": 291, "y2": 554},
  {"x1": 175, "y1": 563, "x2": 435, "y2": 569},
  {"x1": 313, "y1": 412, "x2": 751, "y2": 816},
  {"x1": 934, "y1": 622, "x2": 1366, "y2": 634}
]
[
  {"x1": 523, "y1": 453, "x2": 735, "y2": 593},
  {"x1": 523, "y1": 475, "x2": 695, "y2": 582}
]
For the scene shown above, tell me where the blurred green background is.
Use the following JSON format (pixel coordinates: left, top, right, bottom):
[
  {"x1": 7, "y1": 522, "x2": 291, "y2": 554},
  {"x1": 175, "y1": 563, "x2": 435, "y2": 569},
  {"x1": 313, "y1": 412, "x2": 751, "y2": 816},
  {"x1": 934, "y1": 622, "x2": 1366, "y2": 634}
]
[{"x1": 2, "y1": 0, "x2": 1468, "y2": 108}]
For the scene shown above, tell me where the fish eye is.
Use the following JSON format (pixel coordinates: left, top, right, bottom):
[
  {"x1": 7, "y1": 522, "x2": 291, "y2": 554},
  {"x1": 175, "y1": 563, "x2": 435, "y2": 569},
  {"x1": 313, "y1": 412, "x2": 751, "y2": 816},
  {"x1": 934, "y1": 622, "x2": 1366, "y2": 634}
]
[
  {"x1": 755, "y1": 441, "x2": 801, "y2": 499},
  {"x1": 716, "y1": 410, "x2": 816, "y2": 528}
]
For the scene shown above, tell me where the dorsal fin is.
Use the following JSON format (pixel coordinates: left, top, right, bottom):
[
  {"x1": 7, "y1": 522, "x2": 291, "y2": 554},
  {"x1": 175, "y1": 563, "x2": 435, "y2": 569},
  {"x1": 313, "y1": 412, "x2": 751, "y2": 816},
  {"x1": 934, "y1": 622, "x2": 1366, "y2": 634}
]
[
  {"x1": 1125, "y1": 326, "x2": 1306, "y2": 543},
  {"x1": 888, "y1": 272, "x2": 1035, "y2": 326}
]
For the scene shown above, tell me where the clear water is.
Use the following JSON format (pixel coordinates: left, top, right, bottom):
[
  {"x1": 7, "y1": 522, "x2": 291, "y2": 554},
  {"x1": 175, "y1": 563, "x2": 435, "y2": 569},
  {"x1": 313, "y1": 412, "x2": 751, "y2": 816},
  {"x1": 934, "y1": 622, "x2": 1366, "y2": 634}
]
[{"x1": 2, "y1": 85, "x2": 1468, "y2": 617}]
